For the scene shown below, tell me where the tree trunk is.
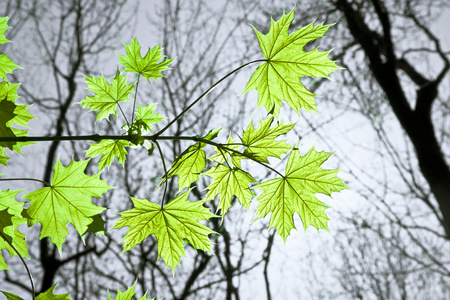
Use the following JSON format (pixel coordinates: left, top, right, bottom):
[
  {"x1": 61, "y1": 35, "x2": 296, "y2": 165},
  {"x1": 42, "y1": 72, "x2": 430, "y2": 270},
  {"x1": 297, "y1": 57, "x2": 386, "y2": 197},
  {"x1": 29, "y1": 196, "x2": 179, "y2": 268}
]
[{"x1": 335, "y1": 0, "x2": 450, "y2": 238}]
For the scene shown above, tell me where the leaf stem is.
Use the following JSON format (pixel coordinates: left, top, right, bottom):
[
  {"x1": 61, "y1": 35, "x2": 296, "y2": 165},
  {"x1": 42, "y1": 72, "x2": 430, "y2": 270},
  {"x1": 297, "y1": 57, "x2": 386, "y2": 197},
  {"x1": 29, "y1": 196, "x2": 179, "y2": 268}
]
[
  {"x1": 117, "y1": 102, "x2": 130, "y2": 126},
  {"x1": 153, "y1": 59, "x2": 266, "y2": 138},
  {"x1": 0, "y1": 231, "x2": 35, "y2": 299},
  {"x1": 154, "y1": 141, "x2": 169, "y2": 206},
  {"x1": 130, "y1": 74, "x2": 141, "y2": 126},
  {"x1": 0, "y1": 177, "x2": 51, "y2": 187}
]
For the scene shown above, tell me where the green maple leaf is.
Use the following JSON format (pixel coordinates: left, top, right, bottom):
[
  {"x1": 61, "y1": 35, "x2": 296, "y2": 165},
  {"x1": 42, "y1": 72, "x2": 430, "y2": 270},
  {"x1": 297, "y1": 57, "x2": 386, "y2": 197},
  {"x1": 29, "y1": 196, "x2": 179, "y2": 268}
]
[
  {"x1": 164, "y1": 143, "x2": 206, "y2": 192},
  {"x1": 85, "y1": 139, "x2": 129, "y2": 171},
  {"x1": 0, "y1": 54, "x2": 20, "y2": 80},
  {"x1": 208, "y1": 134, "x2": 244, "y2": 168},
  {"x1": 113, "y1": 190, "x2": 216, "y2": 271},
  {"x1": 117, "y1": 37, "x2": 174, "y2": 82},
  {"x1": 0, "y1": 82, "x2": 35, "y2": 139},
  {"x1": 242, "y1": 8, "x2": 340, "y2": 117},
  {"x1": 0, "y1": 289, "x2": 68, "y2": 300},
  {"x1": 240, "y1": 116, "x2": 294, "y2": 163},
  {"x1": 0, "y1": 147, "x2": 8, "y2": 166},
  {"x1": 255, "y1": 146, "x2": 347, "y2": 241},
  {"x1": 0, "y1": 17, "x2": 11, "y2": 44},
  {"x1": 0, "y1": 290, "x2": 22, "y2": 300},
  {"x1": 80, "y1": 70, "x2": 135, "y2": 122},
  {"x1": 23, "y1": 158, "x2": 113, "y2": 252},
  {"x1": 0, "y1": 210, "x2": 28, "y2": 271},
  {"x1": 0, "y1": 97, "x2": 17, "y2": 149},
  {"x1": 0, "y1": 17, "x2": 22, "y2": 80},
  {"x1": 0, "y1": 189, "x2": 28, "y2": 271},
  {"x1": 162, "y1": 129, "x2": 221, "y2": 192},
  {"x1": 134, "y1": 103, "x2": 165, "y2": 133},
  {"x1": 33, "y1": 283, "x2": 71, "y2": 300},
  {"x1": 0, "y1": 188, "x2": 24, "y2": 219},
  {"x1": 107, "y1": 282, "x2": 153, "y2": 300},
  {"x1": 0, "y1": 81, "x2": 19, "y2": 101},
  {"x1": 203, "y1": 165, "x2": 257, "y2": 215},
  {"x1": 0, "y1": 82, "x2": 36, "y2": 165}
]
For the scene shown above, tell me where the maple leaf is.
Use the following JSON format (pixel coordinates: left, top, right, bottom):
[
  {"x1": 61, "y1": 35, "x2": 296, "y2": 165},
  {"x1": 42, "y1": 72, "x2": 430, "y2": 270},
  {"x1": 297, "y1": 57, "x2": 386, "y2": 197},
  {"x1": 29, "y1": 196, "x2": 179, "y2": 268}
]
[
  {"x1": 107, "y1": 282, "x2": 153, "y2": 300},
  {"x1": 117, "y1": 37, "x2": 174, "y2": 82},
  {"x1": 203, "y1": 165, "x2": 257, "y2": 215},
  {"x1": 134, "y1": 103, "x2": 165, "y2": 133},
  {"x1": 207, "y1": 134, "x2": 244, "y2": 168},
  {"x1": 0, "y1": 290, "x2": 22, "y2": 300},
  {"x1": 161, "y1": 129, "x2": 221, "y2": 192},
  {"x1": 0, "y1": 147, "x2": 8, "y2": 166},
  {"x1": 240, "y1": 116, "x2": 294, "y2": 163},
  {"x1": 0, "y1": 17, "x2": 11, "y2": 44},
  {"x1": 80, "y1": 70, "x2": 135, "y2": 122},
  {"x1": 0, "y1": 54, "x2": 20, "y2": 80},
  {"x1": 2, "y1": 283, "x2": 72, "y2": 300},
  {"x1": 0, "y1": 81, "x2": 34, "y2": 129},
  {"x1": 0, "y1": 82, "x2": 38, "y2": 165},
  {"x1": 0, "y1": 210, "x2": 28, "y2": 271},
  {"x1": 0, "y1": 188, "x2": 29, "y2": 271},
  {"x1": 23, "y1": 158, "x2": 113, "y2": 252},
  {"x1": 255, "y1": 146, "x2": 347, "y2": 241},
  {"x1": 164, "y1": 143, "x2": 206, "y2": 192},
  {"x1": 34, "y1": 283, "x2": 71, "y2": 300},
  {"x1": 0, "y1": 81, "x2": 19, "y2": 101},
  {"x1": 0, "y1": 17, "x2": 22, "y2": 80},
  {"x1": 85, "y1": 139, "x2": 129, "y2": 171},
  {"x1": 0, "y1": 188, "x2": 24, "y2": 219},
  {"x1": 242, "y1": 8, "x2": 340, "y2": 117},
  {"x1": 0, "y1": 97, "x2": 17, "y2": 149},
  {"x1": 113, "y1": 190, "x2": 217, "y2": 271}
]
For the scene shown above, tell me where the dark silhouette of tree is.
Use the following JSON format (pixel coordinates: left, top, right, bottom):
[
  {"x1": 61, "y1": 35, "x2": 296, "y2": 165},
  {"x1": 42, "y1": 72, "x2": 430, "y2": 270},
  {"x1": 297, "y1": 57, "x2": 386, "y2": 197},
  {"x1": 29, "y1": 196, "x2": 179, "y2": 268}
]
[
  {"x1": 334, "y1": 0, "x2": 450, "y2": 238},
  {"x1": 243, "y1": 0, "x2": 450, "y2": 298}
]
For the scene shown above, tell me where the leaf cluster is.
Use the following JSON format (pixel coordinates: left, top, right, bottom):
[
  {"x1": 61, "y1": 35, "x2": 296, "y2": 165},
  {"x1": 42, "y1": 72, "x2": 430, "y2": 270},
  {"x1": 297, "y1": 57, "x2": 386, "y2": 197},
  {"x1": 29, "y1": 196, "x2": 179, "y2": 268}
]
[{"x1": 0, "y1": 8, "x2": 347, "y2": 299}]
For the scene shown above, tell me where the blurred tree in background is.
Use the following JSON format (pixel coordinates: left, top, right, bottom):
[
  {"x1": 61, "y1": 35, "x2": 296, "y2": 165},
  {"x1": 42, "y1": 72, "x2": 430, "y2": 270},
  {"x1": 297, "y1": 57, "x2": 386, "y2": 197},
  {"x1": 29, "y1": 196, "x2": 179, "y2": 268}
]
[{"x1": 1, "y1": 0, "x2": 449, "y2": 299}]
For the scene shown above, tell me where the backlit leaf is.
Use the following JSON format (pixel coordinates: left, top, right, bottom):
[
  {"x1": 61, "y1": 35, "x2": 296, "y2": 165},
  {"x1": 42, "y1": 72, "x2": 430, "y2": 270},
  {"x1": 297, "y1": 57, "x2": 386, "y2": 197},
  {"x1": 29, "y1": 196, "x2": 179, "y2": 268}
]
[
  {"x1": 0, "y1": 188, "x2": 28, "y2": 271},
  {"x1": 203, "y1": 165, "x2": 257, "y2": 215},
  {"x1": 255, "y1": 147, "x2": 347, "y2": 241},
  {"x1": 23, "y1": 158, "x2": 113, "y2": 252},
  {"x1": 1, "y1": 283, "x2": 70, "y2": 300},
  {"x1": 107, "y1": 282, "x2": 153, "y2": 300},
  {"x1": 240, "y1": 116, "x2": 294, "y2": 163},
  {"x1": 0, "y1": 82, "x2": 35, "y2": 164},
  {"x1": 35, "y1": 283, "x2": 71, "y2": 300},
  {"x1": 164, "y1": 143, "x2": 206, "y2": 192},
  {"x1": 0, "y1": 97, "x2": 17, "y2": 149},
  {"x1": 242, "y1": 8, "x2": 340, "y2": 117},
  {"x1": 0, "y1": 17, "x2": 21, "y2": 80},
  {"x1": 113, "y1": 190, "x2": 216, "y2": 272},
  {"x1": 134, "y1": 103, "x2": 165, "y2": 133},
  {"x1": 0, "y1": 17, "x2": 11, "y2": 44},
  {"x1": 161, "y1": 129, "x2": 222, "y2": 192},
  {"x1": 117, "y1": 37, "x2": 173, "y2": 82},
  {"x1": 0, "y1": 209, "x2": 28, "y2": 271},
  {"x1": 207, "y1": 134, "x2": 245, "y2": 169},
  {"x1": 81, "y1": 70, "x2": 135, "y2": 122},
  {"x1": 85, "y1": 139, "x2": 129, "y2": 171}
]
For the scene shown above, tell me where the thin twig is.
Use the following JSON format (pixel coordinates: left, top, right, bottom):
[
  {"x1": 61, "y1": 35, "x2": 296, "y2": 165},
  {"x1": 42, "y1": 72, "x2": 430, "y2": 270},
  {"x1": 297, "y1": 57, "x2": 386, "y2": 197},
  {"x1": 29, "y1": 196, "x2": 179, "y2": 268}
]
[
  {"x1": 0, "y1": 231, "x2": 35, "y2": 299},
  {"x1": 154, "y1": 141, "x2": 169, "y2": 206},
  {"x1": 153, "y1": 59, "x2": 266, "y2": 138}
]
